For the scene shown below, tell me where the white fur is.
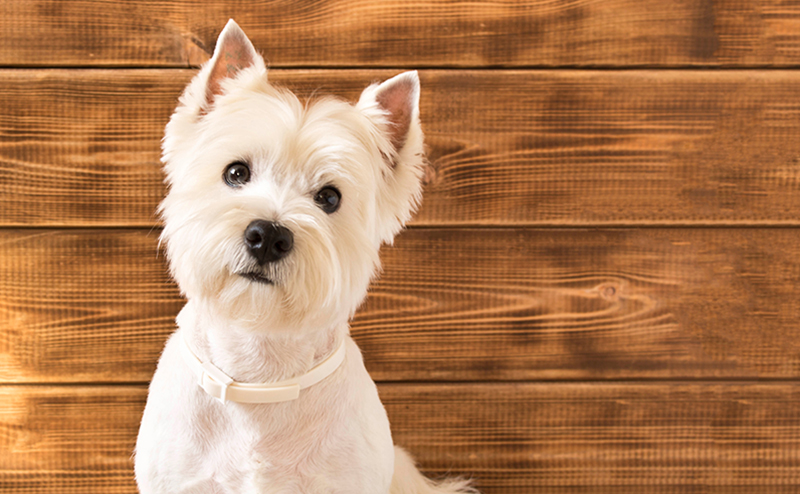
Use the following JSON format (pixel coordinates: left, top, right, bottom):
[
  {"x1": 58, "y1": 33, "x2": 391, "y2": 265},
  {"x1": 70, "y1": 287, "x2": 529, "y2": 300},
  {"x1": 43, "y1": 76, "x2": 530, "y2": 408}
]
[{"x1": 135, "y1": 20, "x2": 478, "y2": 494}]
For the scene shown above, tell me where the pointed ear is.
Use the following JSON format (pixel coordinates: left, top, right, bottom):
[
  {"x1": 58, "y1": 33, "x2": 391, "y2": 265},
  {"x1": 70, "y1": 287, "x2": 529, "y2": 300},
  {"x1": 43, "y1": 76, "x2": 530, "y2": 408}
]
[
  {"x1": 204, "y1": 19, "x2": 262, "y2": 108},
  {"x1": 358, "y1": 72, "x2": 426, "y2": 245},
  {"x1": 359, "y1": 71, "x2": 421, "y2": 156}
]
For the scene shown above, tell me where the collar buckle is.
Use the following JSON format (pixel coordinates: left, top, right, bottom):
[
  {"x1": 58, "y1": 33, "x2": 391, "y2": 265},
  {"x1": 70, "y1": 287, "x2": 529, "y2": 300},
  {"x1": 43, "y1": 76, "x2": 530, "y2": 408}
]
[{"x1": 200, "y1": 361, "x2": 235, "y2": 404}]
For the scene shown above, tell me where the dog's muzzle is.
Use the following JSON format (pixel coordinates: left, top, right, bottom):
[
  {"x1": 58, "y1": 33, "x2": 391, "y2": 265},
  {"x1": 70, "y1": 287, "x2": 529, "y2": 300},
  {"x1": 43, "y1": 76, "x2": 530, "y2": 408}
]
[{"x1": 180, "y1": 332, "x2": 346, "y2": 404}]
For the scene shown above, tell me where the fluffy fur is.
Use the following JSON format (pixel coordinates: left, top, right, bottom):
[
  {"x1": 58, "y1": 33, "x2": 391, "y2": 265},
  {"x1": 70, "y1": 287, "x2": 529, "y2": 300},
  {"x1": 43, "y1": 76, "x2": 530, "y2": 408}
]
[{"x1": 134, "y1": 20, "x2": 478, "y2": 494}]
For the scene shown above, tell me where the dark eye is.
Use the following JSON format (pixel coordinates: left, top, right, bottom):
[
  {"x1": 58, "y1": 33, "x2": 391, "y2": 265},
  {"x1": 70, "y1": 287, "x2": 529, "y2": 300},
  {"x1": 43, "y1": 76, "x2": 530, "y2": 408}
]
[
  {"x1": 224, "y1": 161, "x2": 251, "y2": 187},
  {"x1": 314, "y1": 186, "x2": 341, "y2": 214}
]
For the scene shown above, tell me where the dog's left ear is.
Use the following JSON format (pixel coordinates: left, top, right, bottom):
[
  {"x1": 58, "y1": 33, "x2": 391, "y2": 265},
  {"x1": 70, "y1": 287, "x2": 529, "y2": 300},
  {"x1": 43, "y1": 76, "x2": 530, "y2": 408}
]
[
  {"x1": 359, "y1": 71, "x2": 422, "y2": 164},
  {"x1": 358, "y1": 72, "x2": 426, "y2": 244}
]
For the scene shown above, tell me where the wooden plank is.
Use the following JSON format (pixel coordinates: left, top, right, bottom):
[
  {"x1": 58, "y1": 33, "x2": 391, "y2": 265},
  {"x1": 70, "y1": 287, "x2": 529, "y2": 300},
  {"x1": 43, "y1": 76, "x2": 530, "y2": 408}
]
[
  {"x1": 2, "y1": 383, "x2": 800, "y2": 493},
  {"x1": 3, "y1": 228, "x2": 800, "y2": 383},
  {"x1": 5, "y1": 69, "x2": 800, "y2": 227},
  {"x1": 2, "y1": 1, "x2": 800, "y2": 68},
  {"x1": 0, "y1": 386, "x2": 144, "y2": 493},
  {"x1": 0, "y1": 70, "x2": 176, "y2": 227}
]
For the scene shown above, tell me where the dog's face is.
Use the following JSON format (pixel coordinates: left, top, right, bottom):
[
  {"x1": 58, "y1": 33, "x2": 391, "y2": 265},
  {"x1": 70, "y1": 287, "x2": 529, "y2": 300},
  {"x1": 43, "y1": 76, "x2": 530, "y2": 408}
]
[{"x1": 159, "y1": 21, "x2": 424, "y2": 333}]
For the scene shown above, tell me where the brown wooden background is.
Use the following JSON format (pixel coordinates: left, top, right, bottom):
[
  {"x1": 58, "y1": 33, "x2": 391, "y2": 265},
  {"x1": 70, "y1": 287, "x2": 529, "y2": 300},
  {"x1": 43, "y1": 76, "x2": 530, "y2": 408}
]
[{"x1": 3, "y1": 1, "x2": 800, "y2": 493}]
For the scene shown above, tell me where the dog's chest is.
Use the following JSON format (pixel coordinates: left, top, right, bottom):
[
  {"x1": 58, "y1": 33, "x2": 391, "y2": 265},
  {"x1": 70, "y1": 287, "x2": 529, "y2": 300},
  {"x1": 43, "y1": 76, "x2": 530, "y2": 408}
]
[
  {"x1": 209, "y1": 403, "x2": 375, "y2": 492},
  {"x1": 191, "y1": 391, "x2": 392, "y2": 493},
  {"x1": 137, "y1": 334, "x2": 395, "y2": 493}
]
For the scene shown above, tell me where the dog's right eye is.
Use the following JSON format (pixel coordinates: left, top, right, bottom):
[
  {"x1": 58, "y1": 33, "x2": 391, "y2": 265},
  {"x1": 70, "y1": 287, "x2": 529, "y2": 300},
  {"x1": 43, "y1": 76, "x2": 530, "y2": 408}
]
[{"x1": 224, "y1": 161, "x2": 251, "y2": 187}]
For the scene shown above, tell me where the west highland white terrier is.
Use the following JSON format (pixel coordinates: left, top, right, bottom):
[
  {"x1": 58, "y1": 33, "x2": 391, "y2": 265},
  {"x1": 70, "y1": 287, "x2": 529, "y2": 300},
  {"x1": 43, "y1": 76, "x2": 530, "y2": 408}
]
[{"x1": 134, "y1": 20, "x2": 478, "y2": 494}]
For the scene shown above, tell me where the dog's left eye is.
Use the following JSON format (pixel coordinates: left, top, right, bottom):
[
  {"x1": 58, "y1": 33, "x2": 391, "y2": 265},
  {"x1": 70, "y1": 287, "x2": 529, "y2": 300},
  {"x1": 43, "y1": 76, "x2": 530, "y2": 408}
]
[
  {"x1": 314, "y1": 186, "x2": 341, "y2": 214},
  {"x1": 224, "y1": 161, "x2": 251, "y2": 187}
]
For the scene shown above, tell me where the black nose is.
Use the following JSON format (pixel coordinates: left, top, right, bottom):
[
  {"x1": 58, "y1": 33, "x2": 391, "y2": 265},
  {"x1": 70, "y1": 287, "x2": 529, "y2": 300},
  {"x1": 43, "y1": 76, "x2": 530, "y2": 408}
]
[{"x1": 244, "y1": 220, "x2": 294, "y2": 265}]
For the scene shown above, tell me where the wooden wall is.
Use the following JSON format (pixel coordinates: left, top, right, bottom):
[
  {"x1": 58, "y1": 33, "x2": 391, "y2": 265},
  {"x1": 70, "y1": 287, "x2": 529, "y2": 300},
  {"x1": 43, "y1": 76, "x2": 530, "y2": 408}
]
[{"x1": 2, "y1": 1, "x2": 800, "y2": 492}]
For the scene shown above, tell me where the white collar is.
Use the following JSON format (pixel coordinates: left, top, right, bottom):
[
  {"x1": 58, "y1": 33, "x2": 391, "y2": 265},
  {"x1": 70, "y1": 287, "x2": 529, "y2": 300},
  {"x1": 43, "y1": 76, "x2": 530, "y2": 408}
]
[{"x1": 180, "y1": 332, "x2": 347, "y2": 404}]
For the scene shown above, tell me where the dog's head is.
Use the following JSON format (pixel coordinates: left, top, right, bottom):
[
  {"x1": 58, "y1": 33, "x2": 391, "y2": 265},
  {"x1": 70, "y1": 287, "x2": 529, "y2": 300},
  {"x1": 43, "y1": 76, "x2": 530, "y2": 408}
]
[{"x1": 159, "y1": 20, "x2": 425, "y2": 333}]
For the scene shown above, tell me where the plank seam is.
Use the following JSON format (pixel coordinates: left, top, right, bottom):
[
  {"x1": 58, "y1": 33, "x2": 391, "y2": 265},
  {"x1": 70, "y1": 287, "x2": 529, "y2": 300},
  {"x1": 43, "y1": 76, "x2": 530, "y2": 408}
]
[
  {"x1": 6, "y1": 64, "x2": 800, "y2": 71},
  {"x1": 8, "y1": 224, "x2": 800, "y2": 231},
  {"x1": 3, "y1": 378, "x2": 800, "y2": 387}
]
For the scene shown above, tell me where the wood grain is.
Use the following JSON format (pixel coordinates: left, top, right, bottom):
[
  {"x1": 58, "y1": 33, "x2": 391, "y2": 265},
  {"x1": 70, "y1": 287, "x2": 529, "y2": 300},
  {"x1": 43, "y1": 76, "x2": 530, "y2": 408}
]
[
  {"x1": 2, "y1": 1, "x2": 800, "y2": 68},
  {"x1": 5, "y1": 69, "x2": 800, "y2": 227},
  {"x1": 2, "y1": 383, "x2": 800, "y2": 493},
  {"x1": 3, "y1": 228, "x2": 800, "y2": 383}
]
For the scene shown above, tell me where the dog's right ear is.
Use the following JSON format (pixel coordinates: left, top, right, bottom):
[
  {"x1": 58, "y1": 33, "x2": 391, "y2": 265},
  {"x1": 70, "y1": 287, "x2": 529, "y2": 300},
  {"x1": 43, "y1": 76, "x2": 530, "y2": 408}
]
[
  {"x1": 202, "y1": 19, "x2": 264, "y2": 110},
  {"x1": 162, "y1": 20, "x2": 265, "y2": 182}
]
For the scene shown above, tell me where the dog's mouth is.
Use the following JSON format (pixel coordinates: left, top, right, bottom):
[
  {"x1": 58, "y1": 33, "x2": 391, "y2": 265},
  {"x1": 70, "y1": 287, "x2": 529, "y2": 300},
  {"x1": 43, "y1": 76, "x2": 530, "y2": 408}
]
[{"x1": 239, "y1": 272, "x2": 273, "y2": 284}]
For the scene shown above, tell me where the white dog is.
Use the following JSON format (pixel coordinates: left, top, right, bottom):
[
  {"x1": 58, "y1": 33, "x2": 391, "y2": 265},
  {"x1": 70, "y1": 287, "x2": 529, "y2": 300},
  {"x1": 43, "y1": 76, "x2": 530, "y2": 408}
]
[{"x1": 134, "y1": 20, "x2": 478, "y2": 494}]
